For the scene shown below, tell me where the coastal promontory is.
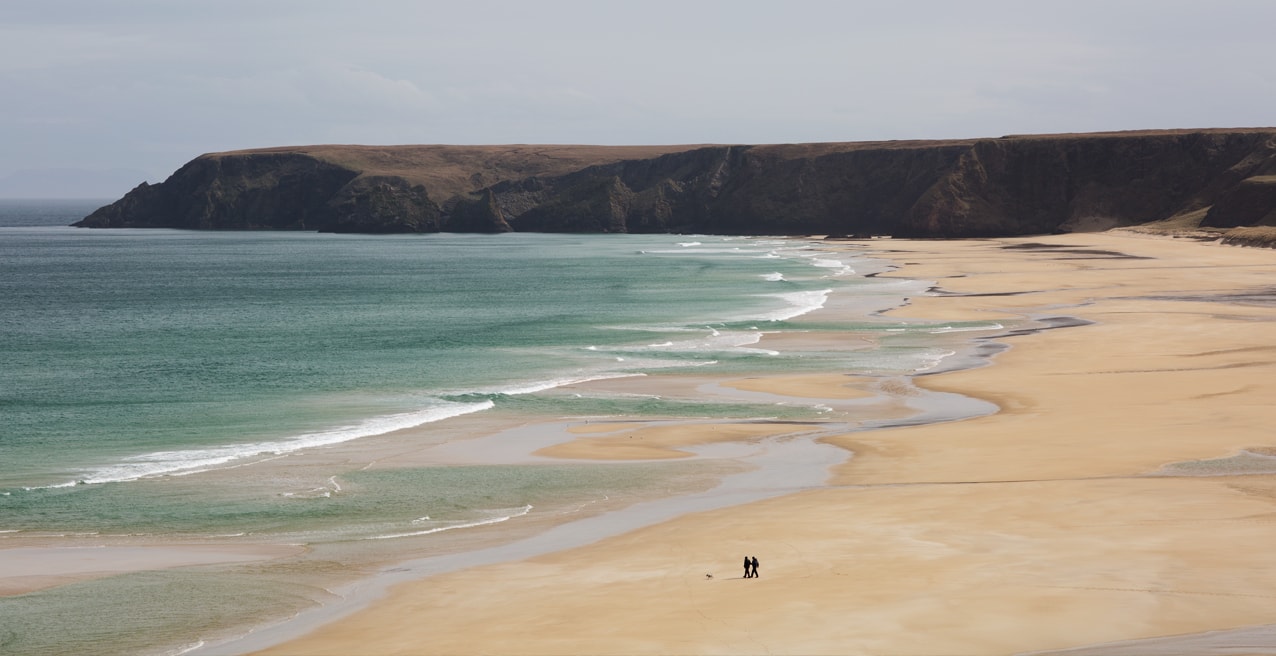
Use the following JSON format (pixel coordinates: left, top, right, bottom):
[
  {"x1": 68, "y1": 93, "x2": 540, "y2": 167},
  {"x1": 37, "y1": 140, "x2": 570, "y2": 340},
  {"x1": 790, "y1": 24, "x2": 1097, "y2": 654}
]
[{"x1": 76, "y1": 129, "x2": 1276, "y2": 241}]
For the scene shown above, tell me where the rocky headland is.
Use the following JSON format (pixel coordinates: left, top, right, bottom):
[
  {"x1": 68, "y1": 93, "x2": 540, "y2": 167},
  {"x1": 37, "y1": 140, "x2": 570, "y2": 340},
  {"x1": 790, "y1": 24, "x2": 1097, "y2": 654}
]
[{"x1": 76, "y1": 129, "x2": 1276, "y2": 243}]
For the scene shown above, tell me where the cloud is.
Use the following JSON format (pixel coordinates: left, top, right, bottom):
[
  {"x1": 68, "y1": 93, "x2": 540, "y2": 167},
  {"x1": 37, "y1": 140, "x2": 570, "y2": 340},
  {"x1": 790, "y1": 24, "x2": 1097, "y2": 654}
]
[{"x1": 4, "y1": 0, "x2": 1276, "y2": 189}]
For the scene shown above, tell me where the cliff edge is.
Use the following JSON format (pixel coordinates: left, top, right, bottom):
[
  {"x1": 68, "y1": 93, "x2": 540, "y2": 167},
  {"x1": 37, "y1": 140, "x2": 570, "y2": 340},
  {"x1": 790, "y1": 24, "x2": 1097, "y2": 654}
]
[{"x1": 76, "y1": 129, "x2": 1276, "y2": 241}]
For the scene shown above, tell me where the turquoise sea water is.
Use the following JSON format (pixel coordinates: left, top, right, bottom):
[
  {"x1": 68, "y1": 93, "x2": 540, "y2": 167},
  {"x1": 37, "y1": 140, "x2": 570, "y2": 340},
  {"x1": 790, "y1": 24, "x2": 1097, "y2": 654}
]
[
  {"x1": 0, "y1": 200, "x2": 1001, "y2": 655},
  {"x1": 0, "y1": 205, "x2": 956, "y2": 494}
]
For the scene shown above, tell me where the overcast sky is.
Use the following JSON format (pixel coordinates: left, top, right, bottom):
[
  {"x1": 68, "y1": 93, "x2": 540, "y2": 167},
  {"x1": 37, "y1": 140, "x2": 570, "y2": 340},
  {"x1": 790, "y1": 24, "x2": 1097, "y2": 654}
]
[{"x1": 3, "y1": 0, "x2": 1274, "y2": 197}]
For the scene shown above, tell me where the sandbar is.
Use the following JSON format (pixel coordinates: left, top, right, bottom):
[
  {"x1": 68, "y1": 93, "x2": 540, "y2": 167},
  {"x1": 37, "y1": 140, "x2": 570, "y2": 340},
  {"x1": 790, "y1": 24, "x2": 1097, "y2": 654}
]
[
  {"x1": 0, "y1": 543, "x2": 303, "y2": 597},
  {"x1": 720, "y1": 372, "x2": 876, "y2": 400}
]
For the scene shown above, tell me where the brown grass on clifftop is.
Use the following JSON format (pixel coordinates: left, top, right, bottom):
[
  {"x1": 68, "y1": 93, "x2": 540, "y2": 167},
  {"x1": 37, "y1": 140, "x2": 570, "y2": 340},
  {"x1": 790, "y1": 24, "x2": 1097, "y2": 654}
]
[{"x1": 204, "y1": 144, "x2": 712, "y2": 200}]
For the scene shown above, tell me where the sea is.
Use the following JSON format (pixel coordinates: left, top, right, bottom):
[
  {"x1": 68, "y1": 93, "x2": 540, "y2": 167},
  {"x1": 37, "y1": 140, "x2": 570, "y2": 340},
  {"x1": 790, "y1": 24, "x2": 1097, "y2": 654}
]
[{"x1": 0, "y1": 199, "x2": 1006, "y2": 655}]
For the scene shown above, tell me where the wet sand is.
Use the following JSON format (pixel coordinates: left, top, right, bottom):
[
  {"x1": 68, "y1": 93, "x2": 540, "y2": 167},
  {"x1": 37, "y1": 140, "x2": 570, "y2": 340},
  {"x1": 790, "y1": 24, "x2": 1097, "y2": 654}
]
[
  {"x1": 0, "y1": 544, "x2": 303, "y2": 597},
  {"x1": 238, "y1": 233, "x2": 1276, "y2": 655}
]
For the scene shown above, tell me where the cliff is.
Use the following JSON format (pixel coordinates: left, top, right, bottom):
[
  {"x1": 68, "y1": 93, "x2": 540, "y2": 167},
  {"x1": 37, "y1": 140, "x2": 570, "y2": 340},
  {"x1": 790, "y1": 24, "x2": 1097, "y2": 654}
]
[{"x1": 76, "y1": 129, "x2": 1276, "y2": 241}]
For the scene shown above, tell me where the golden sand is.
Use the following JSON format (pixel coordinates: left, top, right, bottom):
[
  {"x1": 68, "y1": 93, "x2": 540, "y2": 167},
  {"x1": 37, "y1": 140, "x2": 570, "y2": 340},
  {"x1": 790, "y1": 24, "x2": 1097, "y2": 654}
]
[
  {"x1": 720, "y1": 372, "x2": 876, "y2": 400},
  {"x1": 256, "y1": 233, "x2": 1276, "y2": 655},
  {"x1": 536, "y1": 421, "x2": 823, "y2": 460}
]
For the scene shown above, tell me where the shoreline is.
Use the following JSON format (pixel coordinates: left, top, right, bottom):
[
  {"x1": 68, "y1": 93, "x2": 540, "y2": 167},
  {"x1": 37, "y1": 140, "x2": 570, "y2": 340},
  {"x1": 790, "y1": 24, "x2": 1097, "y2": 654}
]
[
  {"x1": 17, "y1": 231, "x2": 1275, "y2": 654},
  {"x1": 2, "y1": 235, "x2": 1018, "y2": 655},
  {"x1": 177, "y1": 242, "x2": 1011, "y2": 654},
  {"x1": 195, "y1": 372, "x2": 1001, "y2": 654},
  {"x1": 239, "y1": 232, "x2": 1276, "y2": 656}
]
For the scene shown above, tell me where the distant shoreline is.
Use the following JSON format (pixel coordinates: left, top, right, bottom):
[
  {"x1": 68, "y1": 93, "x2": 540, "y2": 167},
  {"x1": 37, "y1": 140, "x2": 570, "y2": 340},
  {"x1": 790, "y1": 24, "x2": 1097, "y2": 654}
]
[{"x1": 73, "y1": 129, "x2": 1276, "y2": 245}]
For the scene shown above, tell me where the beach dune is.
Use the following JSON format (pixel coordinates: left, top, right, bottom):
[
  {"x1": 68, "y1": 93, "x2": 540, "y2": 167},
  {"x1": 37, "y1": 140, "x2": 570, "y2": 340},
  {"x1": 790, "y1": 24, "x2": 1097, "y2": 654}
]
[{"x1": 250, "y1": 233, "x2": 1276, "y2": 655}]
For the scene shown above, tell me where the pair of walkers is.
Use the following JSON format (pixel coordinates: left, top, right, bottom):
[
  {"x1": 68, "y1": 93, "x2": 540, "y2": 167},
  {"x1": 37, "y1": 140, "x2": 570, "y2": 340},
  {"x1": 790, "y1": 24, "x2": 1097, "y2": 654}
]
[{"x1": 742, "y1": 555, "x2": 760, "y2": 578}]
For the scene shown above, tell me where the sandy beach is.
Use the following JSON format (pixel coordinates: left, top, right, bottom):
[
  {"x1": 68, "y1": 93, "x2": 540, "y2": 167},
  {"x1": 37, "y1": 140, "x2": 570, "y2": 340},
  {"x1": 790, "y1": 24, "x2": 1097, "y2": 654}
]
[{"x1": 217, "y1": 232, "x2": 1276, "y2": 656}]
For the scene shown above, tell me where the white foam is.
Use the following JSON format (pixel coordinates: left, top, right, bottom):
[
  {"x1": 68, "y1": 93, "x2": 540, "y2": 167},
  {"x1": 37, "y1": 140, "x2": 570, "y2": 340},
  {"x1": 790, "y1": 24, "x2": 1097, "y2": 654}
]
[
  {"x1": 928, "y1": 323, "x2": 1004, "y2": 334},
  {"x1": 915, "y1": 349, "x2": 958, "y2": 372},
  {"x1": 485, "y1": 372, "x2": 645, "y2": 396},
  {"x1": 62, "y1": 400, "x2": 494, "y2": 487},
  {"x1": 751, "y1": 288, "x2": 832, "y2": 321},
  {"x1": 605, "y1": 328, "x2": 768, "y2": 355},
  {"x1": 26, "y1": 480, "x2": 79, "y2": 490},
  {"x1": 592, "y1": 356, "x2": 721, "y2": 371},
  {"x1": 166, "y1": 640, "x2": 205, "y2": 656},
  {"x1": 762, "y1": 272, "x2": 785, "y2": 282},
  {"x1": 366, "y1": 505, "x2": 533, "y2": 540},
  {"x1": 641, "y1": 247, "x2": 769, "y2": 255},
  {"x1": 799, "y1": 251, "x2": 855, "y2": 276}
]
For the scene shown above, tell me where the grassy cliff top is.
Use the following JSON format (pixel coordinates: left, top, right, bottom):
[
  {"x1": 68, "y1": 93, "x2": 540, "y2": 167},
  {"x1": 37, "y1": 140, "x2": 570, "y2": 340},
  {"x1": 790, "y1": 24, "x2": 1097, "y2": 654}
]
[{"x1": 200, "y1": 144, "x2": 713, "y2": 200}]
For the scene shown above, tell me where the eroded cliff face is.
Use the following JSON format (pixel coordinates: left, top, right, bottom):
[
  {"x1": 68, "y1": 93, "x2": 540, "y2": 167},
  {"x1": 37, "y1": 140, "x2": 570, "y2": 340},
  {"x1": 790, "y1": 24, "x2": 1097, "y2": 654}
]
[
  {"x1": 75, "y1": 129, "x2": 1276, "y2": 239},
  {"x1": 80, "y1": 152, "x2": 361, "y2": 230},
  {"x1": 906, "y1": 131, "x2": 1276, "y2": 237}
]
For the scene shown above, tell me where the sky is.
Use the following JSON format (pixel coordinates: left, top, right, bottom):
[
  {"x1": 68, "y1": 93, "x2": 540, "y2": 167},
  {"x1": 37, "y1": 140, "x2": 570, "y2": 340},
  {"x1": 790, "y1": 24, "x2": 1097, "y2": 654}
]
[{"x1": 2, "y1": 0, "x2": 1274, "y2": 197}]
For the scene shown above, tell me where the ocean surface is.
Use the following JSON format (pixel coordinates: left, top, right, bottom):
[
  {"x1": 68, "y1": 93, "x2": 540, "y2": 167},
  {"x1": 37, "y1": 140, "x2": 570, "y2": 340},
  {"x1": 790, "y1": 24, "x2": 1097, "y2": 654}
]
[{"x1": 0, "y1": 200, "x2": 1004, "y2": 655}]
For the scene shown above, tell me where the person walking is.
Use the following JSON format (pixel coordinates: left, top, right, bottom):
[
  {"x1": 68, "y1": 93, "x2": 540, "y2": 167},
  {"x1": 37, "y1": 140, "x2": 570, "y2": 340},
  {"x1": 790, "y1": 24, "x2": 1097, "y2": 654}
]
[
  {"x1": 743, "y1": 556, "x2": 753, "y2": 578},
  {"x1": 750, "y1": 555, "x2": 759, "y2": 578}
]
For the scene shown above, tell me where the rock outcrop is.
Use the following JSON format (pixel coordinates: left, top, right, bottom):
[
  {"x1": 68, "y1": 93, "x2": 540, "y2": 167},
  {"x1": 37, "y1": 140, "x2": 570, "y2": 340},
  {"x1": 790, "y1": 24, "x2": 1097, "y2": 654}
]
[{"x1": 76, "y1": 129, "x2": 1276, "y2": 239}]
